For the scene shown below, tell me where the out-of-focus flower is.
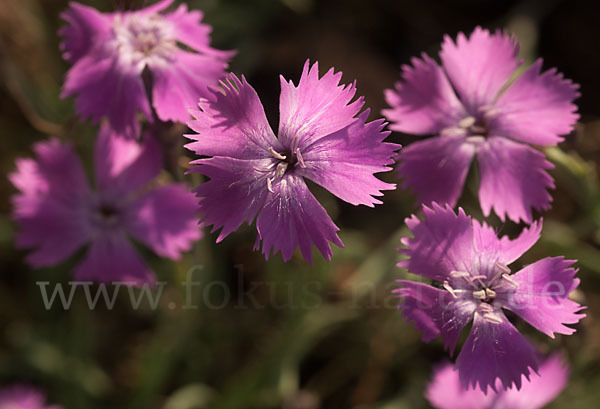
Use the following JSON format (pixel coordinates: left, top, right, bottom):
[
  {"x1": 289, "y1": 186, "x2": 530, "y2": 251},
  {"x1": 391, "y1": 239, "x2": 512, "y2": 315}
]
[
  {"x1": 394, "y1": 203, "x2": 585, "y2": 392},
  {"x1": 426, "y1": 354, "x2": 569, "y2": 408},
  {"x1": 383, "y1": 27, "x2": 579, "y2": 223},
  {"x1": 10, "y1": 126, "x2": 201, "y2": 284},
  {"x1": 186, "y1": 60, "x2": 400, "y2": 262},
  {"x1": 60, "y1": 0, "x2": 234, "y2": 138},
  {"x1": 0, "y1": 385, "x2": 62, "y2": 409}
]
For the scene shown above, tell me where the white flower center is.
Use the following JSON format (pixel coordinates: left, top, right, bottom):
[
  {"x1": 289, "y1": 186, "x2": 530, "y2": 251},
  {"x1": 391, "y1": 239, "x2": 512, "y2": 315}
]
[{"x1": 111, "y1": 13, "x2": 177, "y2": 70}]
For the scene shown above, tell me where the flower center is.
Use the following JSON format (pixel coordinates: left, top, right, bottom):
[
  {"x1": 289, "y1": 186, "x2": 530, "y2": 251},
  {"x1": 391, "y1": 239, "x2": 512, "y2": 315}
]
[
  {"x1": 441, "y1": 105, "x2": 501, "y2": 143},
  {"x1": 92, "y1": 202, "x2": 121, "y2": 228},
  {"x1": 442, "y1": 262, "x2": 520, "y2": 324},
  {"x1": 458, "y1": 116, "x2": 489, "y2": 138},
  {"x1": 99, "y1": 204, "x2": 118, "y2": 218},
  {"x1": 112, "y1": 14, "x2": 177, "y2": 68},
  {"x1": 265, "y1": 146, "x2": 306, "y2": 192}
]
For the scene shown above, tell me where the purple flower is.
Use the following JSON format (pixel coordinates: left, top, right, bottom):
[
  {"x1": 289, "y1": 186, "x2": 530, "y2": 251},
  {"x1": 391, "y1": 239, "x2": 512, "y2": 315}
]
[
  {"x1": 10, "y1": 126, "x2": 201, "y2": 285},
  {"x1": 186, "y1": 60, "x2": 400, "y2": 262},
  {"x1": 60, "y1": 0, "x2": 234, "y2": 138},
  {"x1": 394, "y1": 203, "x2": 585, "y2": 392},
  {"x1": 383, "y1": 27, "x2": 579, "y2": 223},
  {"x1": 0, "y1": 385, "x2": 62, "y2": 409},
  {"x1": 426, "y1": 354, "x2": 569, "y2": 409}
]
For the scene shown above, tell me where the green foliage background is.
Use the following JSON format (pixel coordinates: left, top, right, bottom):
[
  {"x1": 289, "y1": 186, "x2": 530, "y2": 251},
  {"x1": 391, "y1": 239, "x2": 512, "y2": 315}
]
[{"x1": 0, "y1": 0, "x2": 599, "y2": 408}]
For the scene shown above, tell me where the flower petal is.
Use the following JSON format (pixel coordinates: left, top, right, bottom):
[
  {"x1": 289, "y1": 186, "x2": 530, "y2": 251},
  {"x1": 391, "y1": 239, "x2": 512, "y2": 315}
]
[
  {"x1": 500, "y1": 354, "x2": 569, "y2": 409},
  {"x1": 10, "y1": 139, "x2": 91, "y2": 267},
  {"x1": 402, "y1": 205, "x2": 515, "y2": 283},
  {"x1": 489, "y1": 59, "x2": 580, "y2": 146},
  {"x1": 137, "y1": 0, "x2": 174, "y2": 15},
  {"x1": 278, "y1": 60, "x2": 363, "y2": 148},
  {"x1": 94, "y1": 124, "x2": 162, "y2": 197},
  {"x1": 125, "y1": 184, "x2": 201, "y2": 259},
  {"x1": 185, "y1": 74, "x2": 279, "y2": 160},
  {"x1": 163, "y1": 3, "x2": 235, "y2": 59},
  {"x1": 74, "y1": 233, "x2": 154, "y2": 285},
  {"x1": 13, "y1": 198, "x2": 89, "y2": 268},
  {"x1": 11, "y1": 138, "x2": 90, "y2": 203},
  {"x1": 397, "y1": 135, "x2": 475, "y2": 207},
  {"x1": 395, "y1": 281, "x2": 475, "y2": 353},
  {"x1": 426, "y1": 362, "x2": 495, "y2": 409},
  {"x1": 59, "y1": 2, "x2": 111, "y2": 63},
  {"x1": 0, "y1": 385, "x2": 58, "y2": 409},
  {"x1": 61, "y1": 55, "x2": 151, "y2": 139},
  {"x1": 399, "y1": 204, "x2": 477, "y2": 282},
  {"x1": 297, "y1": 110, "x2": 399, "y2": 207},
  {"x1": 426, "y1": 354, "x2": 568, "y2": 409},
  {"x1": 499, "y1": 220, "x2": 543, "y2": 265},
  {"x1": 504, "y1": 257, "x2": 585, "y2": 338},
  {"x1": 383, "y1": 53, "x2": 467, "y2": 134},
  {"x1": 151, "y1": 51, "x2": 230, "y2": 123},
  {"x1": 456, "y1": 311, "x2": 538, "y2": 393},
  {"x1": 190, "y1": 156, "x2": 270, "y2": 242},
  {"x1": 440, "y1": 27, "x2": 520, "y2": 111},
  {"x1": 472, "y1": 218, "x2": 542, "y2": 265},
  {"x1": 255, "y1": 175, "x2": 343, "y2": 262},
  {"x1": 476, "y1": 136, "x2": 554, "y2": 223}
]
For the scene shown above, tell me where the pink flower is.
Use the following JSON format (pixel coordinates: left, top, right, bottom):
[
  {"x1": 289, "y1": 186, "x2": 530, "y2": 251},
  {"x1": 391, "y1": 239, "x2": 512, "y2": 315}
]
[
  {"x1": 10, "y1": 126, "x2": 201, "y2": 285},
  {"x1": 383, "y1": 27, "x2": 579, "y2": 223},
  {"x1": 0, "y1": 385, "x2": 62, "y2": 409},
  {"x1": 426, "y1": 354, "x2": 569, "y2": 408},
  {"x1": 60, "y1": 0, "x2": 234, "y2": 138},
  {"x1": 394, "y1": 203, "x2": 584, "y2": 392},
  {"x1": 186, "y1": 60, "x2": 400, "y2": 262}
]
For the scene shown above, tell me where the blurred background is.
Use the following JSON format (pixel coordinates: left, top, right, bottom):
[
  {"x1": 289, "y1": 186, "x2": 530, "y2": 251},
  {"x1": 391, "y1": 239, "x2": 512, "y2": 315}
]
[{"x1": 1, "y1": 0, "x2": 600, "y2": 408}]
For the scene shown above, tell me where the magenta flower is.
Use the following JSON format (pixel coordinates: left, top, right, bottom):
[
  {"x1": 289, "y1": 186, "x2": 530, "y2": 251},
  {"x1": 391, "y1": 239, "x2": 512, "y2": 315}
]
[
  {"x1": 186, "y1": 60, "x2": 400, "y2": 262},
  {"x1": 426, "y1": 354, "x2": 569, "y2": 409},
  {"x1": 0, "y1": 385, "x2": 62, "y2": 409},
  {"x1": 383, "y1": 27, "x2": 579, "y2": 223},
  {"x1": 10, "y1": 126, "x2": 200, "y2": 284},
  {"x1": 60, "y1": 0, "x2": 234, "y2": 138},
  {"x1": 394, "y1": 204, "x2": 585, "y2": 392}
]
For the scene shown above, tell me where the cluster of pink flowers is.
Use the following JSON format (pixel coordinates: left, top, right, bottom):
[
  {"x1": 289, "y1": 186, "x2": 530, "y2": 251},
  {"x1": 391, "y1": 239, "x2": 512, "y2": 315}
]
[
  {"x1": 8, "y1": 0, "x2": 585, "y2": 406},
  {"x1": 387, "y1": 27, "x2": 584, "y2": 401}
]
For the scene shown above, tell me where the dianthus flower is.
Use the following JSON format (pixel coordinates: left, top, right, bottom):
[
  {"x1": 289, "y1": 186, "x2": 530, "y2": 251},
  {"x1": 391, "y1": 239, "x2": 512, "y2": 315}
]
[
  {"x1": 60, "y1": 0, "x2": 233, "y2": 138},
  {"x1": 186, "y1": 60, "x2": 400, "y2": 262},
  {"x1": 394, "y1": 204, "x2": 584, "y2": 392},
  {"x1": 0, "y1": 385, "x2": 62, "y2": 409},
  {"x1": 383, "y1": 27, "x2": 579, "y2": 223},
  {"x1": 10, "y1": 126, "x2": 200, "y2": 284},
  {"x1": 427, "y1": 354, "x2": 569, "y2": 409}
]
